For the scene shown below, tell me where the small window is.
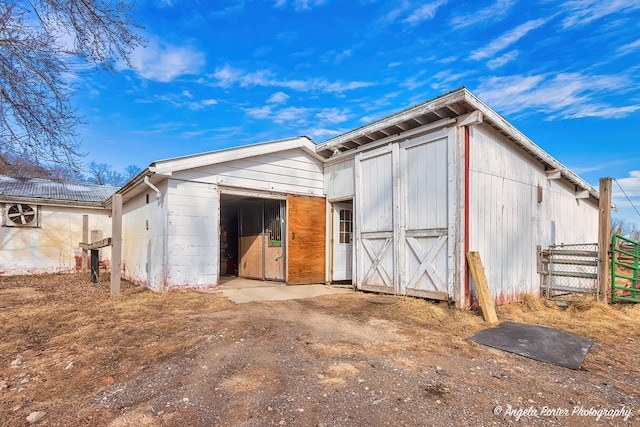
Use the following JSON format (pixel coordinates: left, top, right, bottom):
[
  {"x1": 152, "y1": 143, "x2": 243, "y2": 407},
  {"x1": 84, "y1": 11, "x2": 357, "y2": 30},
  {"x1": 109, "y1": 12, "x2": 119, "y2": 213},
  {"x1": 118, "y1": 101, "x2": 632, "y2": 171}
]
[
  {"x1": 339, "y1": 209, "x2": 353, "y2": 244},
  {"x1": 4, "y1": 204, "x2": 39, "y2": 227},
  {"x1": 265, "y1": 200, "x2": 282, "y2": 247}
]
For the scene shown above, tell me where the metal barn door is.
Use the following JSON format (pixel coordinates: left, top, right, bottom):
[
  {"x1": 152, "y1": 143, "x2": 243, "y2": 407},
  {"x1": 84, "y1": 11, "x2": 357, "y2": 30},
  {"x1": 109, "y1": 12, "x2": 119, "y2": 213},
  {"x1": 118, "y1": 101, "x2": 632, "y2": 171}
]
[
  {"x1": 400, "y1": 136, "x2": 449, "y2": 300},
  {"x1": 355, "y1": 137, "x2": 450, "y2": 300}
]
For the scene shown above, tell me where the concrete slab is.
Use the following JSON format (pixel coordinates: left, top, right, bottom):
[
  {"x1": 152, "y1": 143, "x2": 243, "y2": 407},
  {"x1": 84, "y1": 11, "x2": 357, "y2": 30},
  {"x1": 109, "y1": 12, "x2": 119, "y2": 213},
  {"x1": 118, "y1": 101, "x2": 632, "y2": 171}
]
[{"x1": 216, "y1": 277, "x2": 353, "y2": 303}]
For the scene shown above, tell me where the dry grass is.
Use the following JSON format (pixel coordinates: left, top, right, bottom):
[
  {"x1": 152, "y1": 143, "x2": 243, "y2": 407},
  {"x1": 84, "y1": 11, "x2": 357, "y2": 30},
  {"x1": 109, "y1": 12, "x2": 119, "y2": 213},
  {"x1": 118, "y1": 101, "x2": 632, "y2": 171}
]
[{"x1": 0, "y1": 272, "x2": 234, "y2": 415}]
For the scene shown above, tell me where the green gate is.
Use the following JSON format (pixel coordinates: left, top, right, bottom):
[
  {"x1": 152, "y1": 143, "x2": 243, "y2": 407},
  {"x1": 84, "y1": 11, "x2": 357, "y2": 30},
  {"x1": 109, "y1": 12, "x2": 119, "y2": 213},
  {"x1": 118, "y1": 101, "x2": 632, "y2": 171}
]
[{"x1": 611, "y1": 234, "x2": 640, "y2": 303}]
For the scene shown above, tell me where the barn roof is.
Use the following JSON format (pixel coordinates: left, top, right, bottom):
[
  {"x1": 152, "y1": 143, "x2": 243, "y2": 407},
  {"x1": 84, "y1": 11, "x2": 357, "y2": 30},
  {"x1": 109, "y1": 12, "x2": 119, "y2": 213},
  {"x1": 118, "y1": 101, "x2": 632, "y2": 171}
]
[
  {"x1": 108, "y1": 136, "x2": 321, "y2": 205},
  {"x1": 317, "y1": 87, "x2": 598, "y2": 199},
  {"x1": 0, "y1": 176, "x2": 117, "y2": 207}
]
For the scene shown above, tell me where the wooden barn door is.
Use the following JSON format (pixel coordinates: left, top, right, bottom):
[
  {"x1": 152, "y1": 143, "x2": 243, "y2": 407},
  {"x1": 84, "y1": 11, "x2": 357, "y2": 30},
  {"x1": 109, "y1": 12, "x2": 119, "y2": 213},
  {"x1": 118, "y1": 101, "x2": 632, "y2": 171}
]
[
  {"x1": 399, "y1": 135, "x2": 450, "y2": 300},
  {"x1": 286, "y1": 196, "x2": 326, "y2": 284},
  {"x1": 355, "y1": 145, "x2": 398, "y2": 293},
  {"x1": 355, "y1": 134, "x2": 451, "y2": 300}
]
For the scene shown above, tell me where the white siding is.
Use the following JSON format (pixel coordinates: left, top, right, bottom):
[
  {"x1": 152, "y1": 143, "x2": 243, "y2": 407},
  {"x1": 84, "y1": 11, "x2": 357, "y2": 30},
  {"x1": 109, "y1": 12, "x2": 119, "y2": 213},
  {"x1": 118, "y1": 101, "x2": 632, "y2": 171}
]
[
  {"x1": 173, "y1": 148, "x2": 324, "y2": 197},
  {"x1": 121, "y1": 181, "x2": 168, "y2": 291},
  {"x1": 468, "y1": 123, "x2": 598, "y2": 303},
  {"x1": 165, "y1": 179, "x2": 219, "y2": 288},
  {"x1": 325, "y1": 158, "x2": 355, "y2": 201},
  {"x1": 0, "y1": 205, "x2": 111, "y2": 275}
]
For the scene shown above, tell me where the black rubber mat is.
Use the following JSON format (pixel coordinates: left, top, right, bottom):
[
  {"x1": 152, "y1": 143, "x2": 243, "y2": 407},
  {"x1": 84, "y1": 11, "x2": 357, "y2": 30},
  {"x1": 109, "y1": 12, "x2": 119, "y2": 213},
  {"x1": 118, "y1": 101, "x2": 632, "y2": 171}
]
[{"x1": 469, "y1": 321, "x2": 594, "y2": 369}]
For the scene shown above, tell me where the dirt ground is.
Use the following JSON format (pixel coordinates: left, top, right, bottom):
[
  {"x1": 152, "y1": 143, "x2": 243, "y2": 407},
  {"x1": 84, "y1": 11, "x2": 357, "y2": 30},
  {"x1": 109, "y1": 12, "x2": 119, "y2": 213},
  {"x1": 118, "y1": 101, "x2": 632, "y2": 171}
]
[{"x1": 1, "y1": 273, "x2": 639, "y2": 426}]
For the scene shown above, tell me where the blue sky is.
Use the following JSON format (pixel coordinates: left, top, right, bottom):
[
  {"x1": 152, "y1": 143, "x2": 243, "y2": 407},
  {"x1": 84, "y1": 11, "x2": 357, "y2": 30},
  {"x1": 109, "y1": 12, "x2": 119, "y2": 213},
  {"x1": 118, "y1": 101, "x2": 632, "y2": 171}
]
[{"x1": 74, "y1": 0, "x2": 640, "y2": 226}]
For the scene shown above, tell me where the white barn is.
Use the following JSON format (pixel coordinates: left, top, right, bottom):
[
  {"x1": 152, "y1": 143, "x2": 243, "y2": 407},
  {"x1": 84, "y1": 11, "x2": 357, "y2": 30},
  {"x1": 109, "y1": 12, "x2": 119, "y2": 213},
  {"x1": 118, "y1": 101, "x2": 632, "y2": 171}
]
[
  {"x1": 0, "y1": 88, "x2": 600, "y2": 307},
  {"x1": 317, "y1": 88, "x2": 598, "y2": 306},
  {"x1": 0, "y1": 177, "x2": 114, "y2": 275}
]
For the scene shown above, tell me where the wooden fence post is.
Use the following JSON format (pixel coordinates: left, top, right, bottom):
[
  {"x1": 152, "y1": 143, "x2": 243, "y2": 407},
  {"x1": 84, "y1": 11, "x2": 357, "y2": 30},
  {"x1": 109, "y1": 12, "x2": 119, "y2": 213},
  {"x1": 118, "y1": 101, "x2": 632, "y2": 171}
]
[
  {"x1": 598, "y1": 178, "x2": 612, "y2": 302},
  {"x1": 111, "y1": 194, "x2": 122, "y2": 296}
]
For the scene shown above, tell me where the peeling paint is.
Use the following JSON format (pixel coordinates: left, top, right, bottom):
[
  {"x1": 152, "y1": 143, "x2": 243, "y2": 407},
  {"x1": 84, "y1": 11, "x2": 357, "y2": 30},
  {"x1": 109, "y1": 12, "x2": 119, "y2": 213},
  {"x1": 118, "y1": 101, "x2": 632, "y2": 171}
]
[{"x1": 0, "y1": 206, "x2": 110, "y2": 275}]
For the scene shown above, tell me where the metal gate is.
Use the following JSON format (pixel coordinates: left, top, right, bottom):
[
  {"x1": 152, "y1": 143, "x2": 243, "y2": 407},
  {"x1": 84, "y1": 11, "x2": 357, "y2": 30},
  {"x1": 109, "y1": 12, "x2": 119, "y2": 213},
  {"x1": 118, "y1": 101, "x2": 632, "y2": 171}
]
[
  {"x1": 611, "y1": 234, "x2": 640, "y2": 303},
  {"x1": 541, "y1": 243, "x2": 599, "y2": 298}
]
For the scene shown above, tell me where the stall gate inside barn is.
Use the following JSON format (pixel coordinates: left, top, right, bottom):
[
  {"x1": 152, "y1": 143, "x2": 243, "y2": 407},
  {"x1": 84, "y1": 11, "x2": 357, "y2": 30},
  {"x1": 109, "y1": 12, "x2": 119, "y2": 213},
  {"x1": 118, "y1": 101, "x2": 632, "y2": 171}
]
[
  {"x1": 540, "y1": 243, "x2": 600, "y2": 299},
  {"x1": 611, "y1": 234, "x2": 640, "y2": 303}
]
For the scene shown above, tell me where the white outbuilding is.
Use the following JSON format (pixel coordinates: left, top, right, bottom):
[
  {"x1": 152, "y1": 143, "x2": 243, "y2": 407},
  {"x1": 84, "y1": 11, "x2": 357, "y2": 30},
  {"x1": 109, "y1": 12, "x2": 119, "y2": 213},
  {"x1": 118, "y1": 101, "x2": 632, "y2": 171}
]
[
  {"x1": 0, "y1": 177, "x2": 114, "y2": 274},
  {"x1": 1, "y1": 88, "x2": 600, "y2": 307}
]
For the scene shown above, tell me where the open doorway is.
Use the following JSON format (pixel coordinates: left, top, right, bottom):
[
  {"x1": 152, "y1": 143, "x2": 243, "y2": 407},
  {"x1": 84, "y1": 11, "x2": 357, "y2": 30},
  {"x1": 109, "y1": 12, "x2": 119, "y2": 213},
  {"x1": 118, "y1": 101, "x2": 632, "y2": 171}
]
[
  {"x1": 220, "y1": 195, "x2": 285, "y2": 282},
  {"x1": 331, "y1": 200, "x2": 353, "y2": 282}
]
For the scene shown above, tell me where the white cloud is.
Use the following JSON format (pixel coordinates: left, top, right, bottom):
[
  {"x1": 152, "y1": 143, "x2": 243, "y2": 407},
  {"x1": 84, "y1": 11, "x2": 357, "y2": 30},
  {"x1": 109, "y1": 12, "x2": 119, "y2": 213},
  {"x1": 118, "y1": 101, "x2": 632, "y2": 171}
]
[
  {"x1": 400, "y1": 70, "x2": 429, "y2": 90},
  {"x1": 616, "y1": 39, "x2": 640, "y2": 56},
  {"x1": 209, "y1": 64, "x2": 374, "y2": 93},
  {"x1": 128, "y1": 40, "x2": 206, "y2": 82},
  {"x1": 403, "y1": 0, "x2": 449, "y2": 24},
  {"x1": 381, "y1": 1, "x2": 412, "y2": 24},
  {"x1": 470, "y1": 18, "x2": 548, "y2": 60},
  {"x1": 616, "y1": 171, "x2": 640, "y2": 198},
  {"x1": 475, "y1": 72, "x2": 640, "y2": 119},
  {"x1": 561, "y1": 0, "x2": 640, "y2": 28},
  {"x1": 305, "y1": 127, "x2": 343, "y2": 139},
  {"x1": 486, "y1": 50, "x2": 519, "y2": 69},
  {"x1": 320, "y1": 48, "x2": 354, "y2": 65},
  {"x1": 268, "y1": 91, "x2": 290, "y2": 104},
  {"x1": 316, "y1": 108, "x2": 350, "y2": 123},
  {"x1": 429, "y1": 70, "x2": 475, "y2": 91},
  {"x1": 450, "y1": 0, "x2": 516, "y2": 29},
  {"x1": 275, "y1": 0, "x2": 326, "y2": 11},
  {"x1": 136, "y1": 91, "x2": 217, "y2": 111},
  {"x1": 245, "y1": 105, "x2": 312, "y2": 124}
]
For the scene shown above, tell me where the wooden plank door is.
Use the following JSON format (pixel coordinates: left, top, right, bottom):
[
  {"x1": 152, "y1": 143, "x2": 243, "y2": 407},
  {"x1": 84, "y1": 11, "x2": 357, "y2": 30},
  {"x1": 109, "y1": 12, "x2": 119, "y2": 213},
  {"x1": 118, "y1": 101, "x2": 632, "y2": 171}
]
[
  {"x1": 355, "y1": 145, "x2": 398, "y2": 293},
  {"x1": 286, "y1": 196, "x2": 326, "y2": 284},
  {"x1": 400, "y1": 135, "x2": 450, "y2": 300}
]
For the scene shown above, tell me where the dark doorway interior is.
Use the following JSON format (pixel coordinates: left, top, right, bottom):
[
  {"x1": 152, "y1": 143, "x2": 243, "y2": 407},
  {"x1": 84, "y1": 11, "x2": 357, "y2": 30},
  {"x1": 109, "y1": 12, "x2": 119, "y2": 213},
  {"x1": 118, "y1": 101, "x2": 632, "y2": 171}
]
[{"x1": 220, "y1": 195, "x2": 285, "y2": 282}]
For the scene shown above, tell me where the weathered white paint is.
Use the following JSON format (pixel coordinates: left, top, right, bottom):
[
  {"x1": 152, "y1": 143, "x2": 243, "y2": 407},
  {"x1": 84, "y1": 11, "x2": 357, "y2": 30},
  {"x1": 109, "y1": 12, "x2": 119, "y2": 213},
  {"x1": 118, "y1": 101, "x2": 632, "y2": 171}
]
[
  {"x1": 399, "y1": 132, "x2": 450, "y2": 300},
  {"x1": 165, "y1": 179, "x2": 219, "y2": 289},
  {"x1": 355, "y1": 145, "x2": 395, "y2": 292},
  {"x1": 467, "y1": 123, "x2": 598, "y2": 304},
  {"x1": 121, "y1": 180, "x2": 168, "y2": 291},
  {"x1": 324, "y1": 158, "x2": 355, "y2": 201},
  {"x1": 354, "y1": 129, "x2": 453, "y2": 300},
  {"x1": 332, "y1": 202, "x2": 353, "y2": 281},
  {"x1": 0, "y1": 204, "x2": 111, "y2": 275},
  {"x1": 168, "y1": 148, "x2": 324, "y2": 198}
]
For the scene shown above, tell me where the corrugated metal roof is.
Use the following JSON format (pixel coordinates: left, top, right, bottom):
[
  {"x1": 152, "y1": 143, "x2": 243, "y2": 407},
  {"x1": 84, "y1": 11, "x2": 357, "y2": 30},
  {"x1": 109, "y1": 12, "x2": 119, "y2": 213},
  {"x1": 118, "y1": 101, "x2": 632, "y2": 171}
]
[{"x1": 0, "y1": 176, "x2": 117, "y2": 204}]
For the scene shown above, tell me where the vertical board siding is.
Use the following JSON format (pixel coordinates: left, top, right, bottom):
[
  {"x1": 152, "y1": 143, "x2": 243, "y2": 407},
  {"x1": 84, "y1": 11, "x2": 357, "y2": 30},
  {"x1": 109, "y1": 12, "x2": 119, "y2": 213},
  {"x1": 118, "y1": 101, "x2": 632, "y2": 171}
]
[
  {"x1": 286, "y1": 196, "x2": 326, "y2": 284},
  {"x1": 0, "y1": 206, "x2": 111, "y2": 275},
  {"x1": 166, "y1": 179, "x2": 219, "y2": 288},
  {"x1": 468, "y1": 123, "x2": 598, "y2": 303},
  {"x1": 175, "y1": 148, "x2": 324, "y2": 197},
  {"x1": 121, "y1": 180, "x2": 168, "y2": 291},
  {"x1": 360, "y1": 152, "x2": 394, "y2": 233},
  {"x1": 325, "y1": 158, "x2": 355, "y2": 200},
  {"x1": 356, "y1": 147, "x2": 395, "y2": 291},
  {"x1": 401, "y1": 135, "x2": 450, "y2": 299}
]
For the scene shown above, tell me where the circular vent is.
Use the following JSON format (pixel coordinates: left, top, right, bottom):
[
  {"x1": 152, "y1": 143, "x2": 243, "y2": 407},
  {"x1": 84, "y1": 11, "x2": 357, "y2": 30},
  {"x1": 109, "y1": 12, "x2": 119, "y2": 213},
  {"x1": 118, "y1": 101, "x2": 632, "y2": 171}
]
[{"x1": 8, "y1": 204, "x2": 36, "y2": 225}]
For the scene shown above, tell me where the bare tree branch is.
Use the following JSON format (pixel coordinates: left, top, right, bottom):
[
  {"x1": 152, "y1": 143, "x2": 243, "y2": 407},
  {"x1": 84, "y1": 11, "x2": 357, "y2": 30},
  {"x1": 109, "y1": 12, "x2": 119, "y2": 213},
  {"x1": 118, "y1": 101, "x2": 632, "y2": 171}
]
[{"x1": 0, "y1": 1, "x2": 144, "y2": 172}]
